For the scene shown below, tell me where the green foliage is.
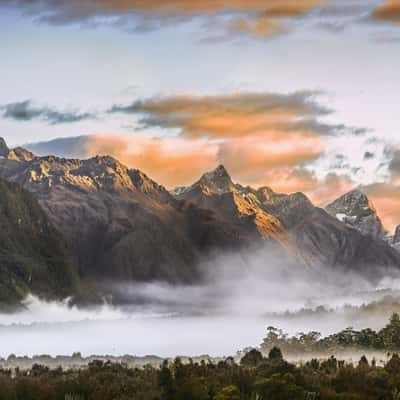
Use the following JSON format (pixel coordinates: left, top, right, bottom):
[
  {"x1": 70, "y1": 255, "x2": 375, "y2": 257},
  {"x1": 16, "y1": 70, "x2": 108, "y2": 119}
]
[
  {"x1": 261, "y1": 313, "x2": 400, "y2": 354},
  {"x1": 268, "y1": 346, "x2": 283, "y2": 361},
  {"x1": 1, "y1": 348, "x2": 400, "y2": 400},
  {"x1": 240, "y1": 349, "x2": 263, "y2": 367}
]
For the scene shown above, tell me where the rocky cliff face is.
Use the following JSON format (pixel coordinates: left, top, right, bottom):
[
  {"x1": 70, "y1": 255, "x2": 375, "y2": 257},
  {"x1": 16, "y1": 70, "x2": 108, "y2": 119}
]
[
  {"x1": 174, "y1": 167, "x2": 400, "y2": 275},
  {"x1": 0, "y1": 177, "x2": 78, "y2": 308},
  {"x1": 325, "y1": 189, "x2": 386, "y2": 239},
  {"x1": 290, "y1": 208, "x2": 400, "y2": 277},
  {"x1": 172, "y1": 165, "x2": 289, "y2": 246}
]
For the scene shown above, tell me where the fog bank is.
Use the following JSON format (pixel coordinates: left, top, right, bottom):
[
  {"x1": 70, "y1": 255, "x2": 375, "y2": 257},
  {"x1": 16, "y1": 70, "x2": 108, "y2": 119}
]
[{"x1": 1, "y1": 246, "x2": 400, "y2": 358}]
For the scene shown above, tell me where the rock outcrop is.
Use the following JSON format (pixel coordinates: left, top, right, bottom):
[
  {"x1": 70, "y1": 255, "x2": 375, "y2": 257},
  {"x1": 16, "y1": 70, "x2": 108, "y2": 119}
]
[
  {"x1": 326, "y1": 189, "x2": 386, "y2": 239},
  {"x1": 174, "y1": 167, "x2": 400, "y2": 276}
]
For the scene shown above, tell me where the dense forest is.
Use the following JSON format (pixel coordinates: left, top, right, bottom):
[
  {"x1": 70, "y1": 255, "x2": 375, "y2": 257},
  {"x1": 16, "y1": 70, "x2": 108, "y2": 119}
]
[
  {"x1": 261, "y1": 313, "x2": 400, "y2": 355},
  {"x1": 2, "y1": 315, "x2": 400, "y2": 399},
  {"x1": 2, "y1": 346, "x2": 400, "y2": 400}
]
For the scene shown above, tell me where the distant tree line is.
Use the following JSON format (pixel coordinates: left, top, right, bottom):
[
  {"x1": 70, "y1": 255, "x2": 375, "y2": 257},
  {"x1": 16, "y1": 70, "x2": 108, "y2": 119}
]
[
  {"x1": 2, "y1": 314, "x2": 400, "y2": 399},
  {"x1": 261, "y1": 313, "x2": 400, "y2": 355},
  {"x1": 1, "y1": 345, "x2": 400, "y2": 399}
]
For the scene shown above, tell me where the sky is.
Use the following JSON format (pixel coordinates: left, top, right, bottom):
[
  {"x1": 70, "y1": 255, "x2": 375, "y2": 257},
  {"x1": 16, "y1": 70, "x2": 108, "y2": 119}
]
[{"x1": 0, "y1": 0, "x2": 400, "y2": 230}]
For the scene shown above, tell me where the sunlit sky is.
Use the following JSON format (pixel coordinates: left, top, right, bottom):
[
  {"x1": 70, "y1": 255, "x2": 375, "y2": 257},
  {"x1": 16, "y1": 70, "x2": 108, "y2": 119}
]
[{"x1": 0, "y1": 0, "x2": 400, "y2": 229}]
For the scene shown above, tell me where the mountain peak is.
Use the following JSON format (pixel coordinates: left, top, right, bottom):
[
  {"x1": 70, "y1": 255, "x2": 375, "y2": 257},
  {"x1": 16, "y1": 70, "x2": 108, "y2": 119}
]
[
  {"x1": 326, "y1": 188, "x2": 385, "y2": 238},
  {"x1": 203, "y1": 164, "x2": 230, "y2": 181},
  {"x1": 198, "y1": 164, "x2": 236, "y2": 195},
  {"x1": 327, "y1": 188, "x2": 374, "y2": 215}
]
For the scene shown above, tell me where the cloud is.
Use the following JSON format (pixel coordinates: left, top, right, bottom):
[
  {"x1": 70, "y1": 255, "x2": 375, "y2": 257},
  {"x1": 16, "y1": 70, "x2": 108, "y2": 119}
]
[
  {"x1": 388, "y1": 149, "x2": 400, "y2": 180},
  {"x1": 1, "y1": 100, "x2": 95, "y2": 125},
  {"x1": 372, "y1": 0, "x2": 400, "y2": 24},
  {"x1": 2, "y1": 0, "x2": 326, "y2": 39},
  {"x1": 216, "y1": 133, "x2": 324, "y2": 182},
  {"x1": 253, "y1": 167, "x2": 354, "y2": 205},
  {"x1": 363, "y1": 182, "x2": 400, "y2": 233},
  {"x1": 110, "y1": 91, "x2": 364, "y2": 139},
  {"x1": 360, "y1": 146, "x2": 400, "y2": 233},
  {"x1": 80, "y1": 132, "x2": 323, "y2": 189},
  {"x1": 83, "y1": 134, "x2": 218, "y2": 188},
  {"x1": 3, "y1": 0, "x2": 324, "y2": 16},
  {"x1": 364, "y1": 151, "x2": 375, "y2": 160}
]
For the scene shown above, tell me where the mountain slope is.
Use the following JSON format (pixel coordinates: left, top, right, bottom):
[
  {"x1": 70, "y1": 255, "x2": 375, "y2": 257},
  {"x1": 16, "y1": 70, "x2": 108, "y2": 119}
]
[
  {"x1": 174, "y1": 166, "x2": 400, "y2": 276},
  {"x1": 172, "y1": 165, "x2": 288, "y2": 246},
  {"x1": 291, "y1": 208, "x2": 400, "y2": 276},
  {"x1": 0, "y1": 178, "x2": 78, "y2": 308},
  {"x1": 0, "y1": 141, "x2": 242, "y2": 285}
]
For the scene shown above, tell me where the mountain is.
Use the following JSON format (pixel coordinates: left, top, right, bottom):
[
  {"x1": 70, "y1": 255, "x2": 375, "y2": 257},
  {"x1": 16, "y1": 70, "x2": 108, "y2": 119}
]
[
  {"x1": 1, "y1": 135, "x2": 399, "y2": 304},
  {"x1": 325, "y1": 189, "x2": 386, "y2": 239},
  {"x1": 0, "y1": 177, "x2": 78, "y2": 308},
  {"x1": 385, "y1": 225, "x2": 400, "y2": 252},
  {"x1": 0, "y1": 140, "x2": 243, "y2": 287},
  {"x1": 290, "y1": 208, "x2": 400, "y2": 277},
  {"x1": 174, "y1": 167, "x2": 400, "y2": 276},
  {"x1": 171, "y1": 165, "x2": 288, "y2": 246}
]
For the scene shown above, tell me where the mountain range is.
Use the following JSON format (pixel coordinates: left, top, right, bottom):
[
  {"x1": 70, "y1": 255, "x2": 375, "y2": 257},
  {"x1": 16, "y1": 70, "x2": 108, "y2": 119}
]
[{"x1": 0, "y1": 137, "x2": 399, "y2": 307}]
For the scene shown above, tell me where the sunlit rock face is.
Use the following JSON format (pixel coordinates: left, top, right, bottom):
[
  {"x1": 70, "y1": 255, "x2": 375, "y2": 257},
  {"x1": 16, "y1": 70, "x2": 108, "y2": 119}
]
[
  {"x1": 171, "y1": 164, "x2": 289, "y2": 247},
  {"x1": 326, "y1": 189, "x2": 386, "y2": 239},
  {"x1": 175, "y1": 168, "x2": 400, "y2": 275}
]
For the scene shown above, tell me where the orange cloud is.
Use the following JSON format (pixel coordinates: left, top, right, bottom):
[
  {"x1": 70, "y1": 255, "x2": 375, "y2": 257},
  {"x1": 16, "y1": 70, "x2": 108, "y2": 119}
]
[
  {"x1": 217, "y1": 133, "x2": 324, "y2": 181},
  {"x1": 110, "y1": 91, "x2": 341, "y2": 140},
  {"x1": 83, "y1": 132, "x2": 325, "y2": 189},
  {"x1": 363, "y1": 183, "x2": 400, "y2": 233},
  {"x1": 7, "y1": 0, "x2": 327, "y2": 39},
  {"x1": 372, "y1": 0, "x2": 400, "y2": 23},
  {"x1": 13, "y1": 0, "x2": 325, "y2": 15},
  {"x1": 83, "y1": 134, "x2": 218, "y2": 188},
  {"x1": 249, "y1": 167, "x2": 354, "y2": 204}
]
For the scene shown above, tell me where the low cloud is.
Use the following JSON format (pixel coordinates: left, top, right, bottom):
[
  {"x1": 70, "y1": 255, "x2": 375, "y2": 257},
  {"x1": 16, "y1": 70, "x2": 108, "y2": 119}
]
[{"x1": 1, "y1": 100, "x2": 95, "y2": 125}]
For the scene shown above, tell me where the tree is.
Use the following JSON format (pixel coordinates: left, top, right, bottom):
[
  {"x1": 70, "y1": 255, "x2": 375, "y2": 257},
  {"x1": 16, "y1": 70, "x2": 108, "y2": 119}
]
[
  {"x1": 240, "y1": 349, "x2": 264, "y2": 367},
  {"x1": 358, "y1": 355, "x2": 369, "y2": 369},
  {"x1": 380, "y1": 314, "x2": 400, "y2": 349},
  {"x1": 268, "y1": 347, "x2": 283, "y2": 361},
  {"x1": 385, "y1": 353, "x2": 400, "y2": 375},
  {"x1": 159, "y1": 361, "x2": 174, "y2": 400}
]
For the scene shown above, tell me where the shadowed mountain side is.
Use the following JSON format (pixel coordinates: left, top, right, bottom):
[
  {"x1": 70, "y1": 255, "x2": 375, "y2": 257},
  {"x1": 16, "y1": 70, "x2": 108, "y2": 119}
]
[
  {"x1": 290, "y1": 208, "x2": 400, "y2": 278},
  {"x1": 174, "y1": 166, "x2": 400, "y2": 277},
  {"x1": 0, "y1": 142, "x2": 246, "y2": 286},
  {"x1": 0, "y1": 178, "x2": 78, "y2": 308}
]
